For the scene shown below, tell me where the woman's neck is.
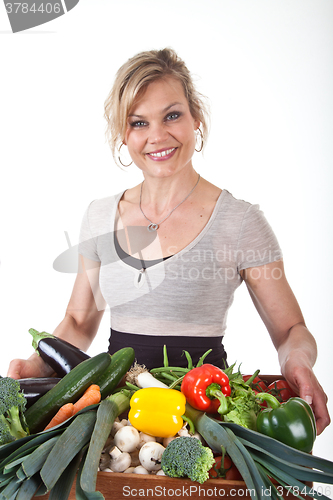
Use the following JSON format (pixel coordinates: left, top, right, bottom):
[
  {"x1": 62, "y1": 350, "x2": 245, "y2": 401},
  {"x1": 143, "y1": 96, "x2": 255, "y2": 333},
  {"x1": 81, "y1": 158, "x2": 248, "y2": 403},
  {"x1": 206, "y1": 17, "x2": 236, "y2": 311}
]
[{"x1": 140, "y1": 167, "x2": 200, "y2": 217}]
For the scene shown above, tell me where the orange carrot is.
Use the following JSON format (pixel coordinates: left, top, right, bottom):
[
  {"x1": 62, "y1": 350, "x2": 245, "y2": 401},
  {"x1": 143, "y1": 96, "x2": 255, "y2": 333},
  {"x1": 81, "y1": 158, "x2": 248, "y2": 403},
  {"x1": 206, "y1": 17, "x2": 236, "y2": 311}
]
[
  {"x1": 72, "y1": 384, "x2": 101, "y2": 415},
  {"x1": 44, "y1": 402, "x2": 74, "y2": 430}
]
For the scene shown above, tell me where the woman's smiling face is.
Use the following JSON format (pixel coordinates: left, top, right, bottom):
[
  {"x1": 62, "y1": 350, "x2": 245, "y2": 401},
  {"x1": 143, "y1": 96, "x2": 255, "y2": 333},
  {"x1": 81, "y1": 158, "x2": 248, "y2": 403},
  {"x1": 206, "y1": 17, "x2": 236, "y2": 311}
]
[{"x1": 124, "y1": 77, "x2": 200, "y2": 179}]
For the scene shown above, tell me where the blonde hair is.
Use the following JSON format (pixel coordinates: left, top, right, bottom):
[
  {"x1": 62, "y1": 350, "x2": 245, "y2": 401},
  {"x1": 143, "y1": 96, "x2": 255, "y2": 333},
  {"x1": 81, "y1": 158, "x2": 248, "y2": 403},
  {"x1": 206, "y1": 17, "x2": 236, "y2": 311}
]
[{"x1": 104, "y1": 48, "x2": 210, "y2": 163}]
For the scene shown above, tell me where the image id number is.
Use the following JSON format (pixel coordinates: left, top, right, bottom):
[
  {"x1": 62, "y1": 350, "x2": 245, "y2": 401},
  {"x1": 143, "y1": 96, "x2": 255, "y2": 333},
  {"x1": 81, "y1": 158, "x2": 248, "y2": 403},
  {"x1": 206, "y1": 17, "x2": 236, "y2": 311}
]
[
  {"x1": 5, "y1": 3, "x2": 62, "y2": 14},
  {"x1": 277, "y1": 485, "x2": 332, "y2": 497}
]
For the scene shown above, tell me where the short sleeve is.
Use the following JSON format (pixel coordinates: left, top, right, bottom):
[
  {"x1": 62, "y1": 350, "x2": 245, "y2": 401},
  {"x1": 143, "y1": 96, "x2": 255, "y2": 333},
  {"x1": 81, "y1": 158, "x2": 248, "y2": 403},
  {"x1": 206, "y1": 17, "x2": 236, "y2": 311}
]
[
  {"x1": 78, "y1": 203, "x2": 100, "y2": 262},
  {"x1": 237, "y1": 204, "x2": 283, "y2": 271}
]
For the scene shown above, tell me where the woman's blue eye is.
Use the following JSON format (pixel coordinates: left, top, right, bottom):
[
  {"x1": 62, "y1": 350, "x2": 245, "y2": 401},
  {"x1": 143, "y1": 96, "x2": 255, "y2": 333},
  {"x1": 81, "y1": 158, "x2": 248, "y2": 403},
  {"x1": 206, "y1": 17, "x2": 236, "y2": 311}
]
[
  {"x1": 130, "y1": 121, "x2": 146, "y2": 128},
  {"x1": 129, "y1": 112, "x2": 180, "y2": 128},
  {"x1": 166, "y1": 112, "x2": 180, "y2": 121}
]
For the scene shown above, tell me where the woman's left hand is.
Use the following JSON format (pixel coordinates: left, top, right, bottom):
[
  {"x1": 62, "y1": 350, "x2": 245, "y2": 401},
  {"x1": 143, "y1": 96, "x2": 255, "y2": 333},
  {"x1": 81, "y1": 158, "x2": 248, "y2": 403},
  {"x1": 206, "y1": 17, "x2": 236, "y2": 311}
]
[
  {"x1": 242, "y1": 259, "x2": 330, "y2": 435},
  {"x1": 282, "y1": 358, "x2": 330, "y2": 435}
]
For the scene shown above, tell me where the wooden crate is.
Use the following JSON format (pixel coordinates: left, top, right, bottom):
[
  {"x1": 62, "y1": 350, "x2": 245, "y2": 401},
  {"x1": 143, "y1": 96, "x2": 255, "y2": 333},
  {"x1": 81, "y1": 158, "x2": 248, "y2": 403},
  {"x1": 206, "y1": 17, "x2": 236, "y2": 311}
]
[
  {"x1": 36, "y1": 470, "x2": 311, "y2": 500},
  {"x1": 37, "y1": 472, "x2": 269, "y2": 500},
  {"x1": 35, "y1": 375, "x2": 307, "y2": 500}
]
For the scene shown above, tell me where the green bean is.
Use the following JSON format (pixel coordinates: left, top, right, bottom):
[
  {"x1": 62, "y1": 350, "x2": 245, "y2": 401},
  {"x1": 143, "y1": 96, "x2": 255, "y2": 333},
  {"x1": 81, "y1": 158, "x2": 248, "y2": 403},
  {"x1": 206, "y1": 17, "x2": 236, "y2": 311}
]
[
  {"x1": 163, "y1": 344, "x2": 169, "y2": 367},
  {"x1": 168, "y1": 375, "x2": 185, "y2": 390},
  {"x1": 125, "y1": 382, "x2": 140, "y2": 391},
  {"x1": 160, "y1": 372, "x2": 179, "y2": 383},
  {"x1": 183, "y1": 350, "x2": 193, "y2": 370},
  {"x1": 150, "y1": 366, "x2": 189, "y2": 374},
  {"x1": 196, "y1": 349, "x2": 212, "y2": 366}
]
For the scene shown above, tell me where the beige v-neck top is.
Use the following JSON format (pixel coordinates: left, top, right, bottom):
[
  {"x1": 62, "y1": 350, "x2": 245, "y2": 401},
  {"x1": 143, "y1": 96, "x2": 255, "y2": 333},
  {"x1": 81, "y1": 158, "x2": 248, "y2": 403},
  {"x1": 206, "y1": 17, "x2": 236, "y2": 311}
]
[{"x1": 78, "y1": 189, "x2": 282, "y2": 338}]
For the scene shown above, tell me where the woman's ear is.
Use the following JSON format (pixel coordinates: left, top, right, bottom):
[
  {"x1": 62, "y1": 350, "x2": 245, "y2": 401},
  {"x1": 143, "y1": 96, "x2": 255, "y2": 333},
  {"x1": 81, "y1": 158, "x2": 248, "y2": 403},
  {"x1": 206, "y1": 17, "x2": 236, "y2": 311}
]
[{"x1": 194, "y1": 119, "x2": 201, "y2": 131}]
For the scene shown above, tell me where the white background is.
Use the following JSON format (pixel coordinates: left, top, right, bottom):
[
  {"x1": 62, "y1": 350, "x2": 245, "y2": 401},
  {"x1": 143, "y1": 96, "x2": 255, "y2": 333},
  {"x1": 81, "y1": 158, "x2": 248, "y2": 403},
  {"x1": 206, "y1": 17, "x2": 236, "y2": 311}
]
[{"x1": 0, "y1": 0, "x2": 332, "y2": 488}]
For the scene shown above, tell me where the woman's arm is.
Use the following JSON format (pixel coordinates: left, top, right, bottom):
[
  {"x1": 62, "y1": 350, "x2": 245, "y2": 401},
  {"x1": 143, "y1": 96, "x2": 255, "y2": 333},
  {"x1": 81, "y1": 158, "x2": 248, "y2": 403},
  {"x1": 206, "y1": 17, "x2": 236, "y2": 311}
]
[
  {"x1": 7, "y1": 256, "x2": 106, "y2": 379},
  {"x1": 241, "y1": 259, "x2": 330, "y2": 435}
]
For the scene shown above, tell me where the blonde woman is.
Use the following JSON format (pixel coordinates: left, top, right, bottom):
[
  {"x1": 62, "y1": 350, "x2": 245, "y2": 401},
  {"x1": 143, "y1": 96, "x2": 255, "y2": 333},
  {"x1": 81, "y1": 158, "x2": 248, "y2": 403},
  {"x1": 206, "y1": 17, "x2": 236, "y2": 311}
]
[{"x1": 8, "y1": 48, "x2": 330, "y2": 435}]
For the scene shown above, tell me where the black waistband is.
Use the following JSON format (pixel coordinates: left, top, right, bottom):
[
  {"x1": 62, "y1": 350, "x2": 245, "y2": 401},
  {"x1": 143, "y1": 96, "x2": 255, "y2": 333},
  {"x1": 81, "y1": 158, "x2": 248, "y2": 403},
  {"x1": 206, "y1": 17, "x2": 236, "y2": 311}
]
[
  {"x1": 110, "y1": 330, "x2": 224, "y2": 348},
  {"x1": 108, "y1": 329, "x2": 228, "y2": 370}
]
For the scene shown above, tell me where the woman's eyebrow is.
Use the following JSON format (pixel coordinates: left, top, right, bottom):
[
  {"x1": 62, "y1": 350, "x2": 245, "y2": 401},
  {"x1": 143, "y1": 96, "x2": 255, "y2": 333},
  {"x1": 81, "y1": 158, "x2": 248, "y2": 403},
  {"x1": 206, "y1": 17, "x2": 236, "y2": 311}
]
[
  {"x1": 128, "y1": 102, "x2": 184, "y2": 119},
  {"x1": 163, "y1": 102, "x2": 184, "y2": 112}
]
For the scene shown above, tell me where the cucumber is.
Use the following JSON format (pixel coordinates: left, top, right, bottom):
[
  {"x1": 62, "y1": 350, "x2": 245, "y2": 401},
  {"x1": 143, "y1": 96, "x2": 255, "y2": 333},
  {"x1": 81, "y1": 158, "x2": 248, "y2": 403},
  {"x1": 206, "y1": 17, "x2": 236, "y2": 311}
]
[
  {"x1": 95, "y1": 347, "x2": 135, "y2": 399},
  {"x1": 25, "y1": 352, "x2": 111, "y2": 434}
]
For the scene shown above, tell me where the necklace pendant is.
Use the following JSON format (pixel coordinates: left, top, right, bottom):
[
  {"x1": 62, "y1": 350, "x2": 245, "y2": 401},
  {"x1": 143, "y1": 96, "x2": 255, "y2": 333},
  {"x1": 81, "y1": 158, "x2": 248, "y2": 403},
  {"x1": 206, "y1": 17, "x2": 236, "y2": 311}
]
[
  {"x1": 140, "y1": 174, "x2": 201, "y2": 232},
  {"x1": 134, "y1": 268, "x2": 146, "y2": 288},
  {"x1": 147, "y1": 223, "x2": 159, "y2": 231}
]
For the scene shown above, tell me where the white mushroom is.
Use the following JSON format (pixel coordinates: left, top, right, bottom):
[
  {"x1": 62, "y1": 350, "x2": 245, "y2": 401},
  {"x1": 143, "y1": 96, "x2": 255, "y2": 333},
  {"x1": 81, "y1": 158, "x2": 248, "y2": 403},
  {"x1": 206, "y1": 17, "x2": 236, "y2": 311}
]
[
  {"x1": 191, "y1": 431, "x2": 203, "y2": 441},
  {"x1": 129, "y1": 449, "x2": 140, "y2": 467},
  {"x1": 124, "y1": 467, "x2": 136, "y2": 473},
  {"x1": 110, "y1": 419, "x2": 125, "y2": 437},
  {"x1": 133, "y1": 465, "x2": 150, "y2": 474},
  {"x1": 139, "y1": 442, "x2": 165, "y2": 472},
  {"x1": 137, "y1": 432, "x2": 156, "y2": 449},
  {"x1": 114, "y1": 426, "x2": 140, "y2": 453},
  {"x1": 109, "y1": 446, "x2": 132, "y2": 472},
  {"x1": 162, "y1": 435, "x2": 178, "y2": 447},
  {"x1": 178, "y1": 423, "x2": 191, "y2": 437},
  {"x1": 99, "y1": 450, "x2": 111, "y2": 471},
  {"x1": 156, "y1": 469, "x2": 166, "y2": 476},
  {"x1": 177, "y1": 423, "x2": 202, "y2": 441}
]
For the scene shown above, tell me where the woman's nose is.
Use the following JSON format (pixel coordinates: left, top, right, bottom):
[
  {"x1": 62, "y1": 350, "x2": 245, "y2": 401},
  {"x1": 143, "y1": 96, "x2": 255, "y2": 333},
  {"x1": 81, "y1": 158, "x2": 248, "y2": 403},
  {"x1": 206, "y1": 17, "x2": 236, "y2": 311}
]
[{"x1": 148, "y1": 122, "x2": 169, "y2": 143}]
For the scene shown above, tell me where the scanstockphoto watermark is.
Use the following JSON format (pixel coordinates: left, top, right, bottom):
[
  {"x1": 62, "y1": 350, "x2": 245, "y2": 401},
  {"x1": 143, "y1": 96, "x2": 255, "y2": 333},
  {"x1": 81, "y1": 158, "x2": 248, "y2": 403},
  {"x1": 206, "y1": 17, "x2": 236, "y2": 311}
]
[
  {"x1": 167, "y1": 262, "x2": 283, "y2": 283},
  {"x1": 167, "y1": 246, "x2": 283, "y2": 283},
  {"x1": 122, "y1": 485, "x2": 256, "y2": 497},
  {"x1": 122, "y1": 485, "x2": 333, "y2": 498},
  {"x1": 53, "y1": 232, "x2": 282, "y2": 281},
  {"x1": 166, "y1": 245, "x2": 281, "y2": 267}
]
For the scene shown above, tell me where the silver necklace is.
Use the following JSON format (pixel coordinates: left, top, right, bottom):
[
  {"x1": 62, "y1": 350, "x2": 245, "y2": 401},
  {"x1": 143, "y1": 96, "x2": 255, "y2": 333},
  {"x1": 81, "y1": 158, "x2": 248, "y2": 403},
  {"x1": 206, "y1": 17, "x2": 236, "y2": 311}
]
[{"x1": 139, "y1": 174, "x2": 201, "y2": 232}]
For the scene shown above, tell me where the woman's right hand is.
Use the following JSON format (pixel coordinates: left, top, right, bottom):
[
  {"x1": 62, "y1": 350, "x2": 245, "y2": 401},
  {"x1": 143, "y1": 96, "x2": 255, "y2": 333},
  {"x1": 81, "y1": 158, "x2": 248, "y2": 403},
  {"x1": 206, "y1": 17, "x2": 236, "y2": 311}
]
[{"x1": 7, "y1": 354, "x2": 54, "y2": 380}]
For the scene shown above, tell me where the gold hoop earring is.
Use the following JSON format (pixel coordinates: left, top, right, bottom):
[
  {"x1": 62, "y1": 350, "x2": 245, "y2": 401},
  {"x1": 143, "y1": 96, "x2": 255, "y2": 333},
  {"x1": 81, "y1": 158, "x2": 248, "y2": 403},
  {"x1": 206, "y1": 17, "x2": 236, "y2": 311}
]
[
  {"x1": 118, "y1": 143, "x2": 133, "y2": 167},
  {"x1": 195, "y1": 128, "x2": 204, "y2": 153}
]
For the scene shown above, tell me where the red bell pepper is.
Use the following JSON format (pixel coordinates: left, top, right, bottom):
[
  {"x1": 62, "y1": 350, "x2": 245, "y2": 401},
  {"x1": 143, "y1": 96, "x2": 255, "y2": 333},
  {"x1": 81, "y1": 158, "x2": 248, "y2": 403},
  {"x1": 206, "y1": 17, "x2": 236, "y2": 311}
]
[{"x1": 181, "y1": 364, "x2": 231, "y2": 415}]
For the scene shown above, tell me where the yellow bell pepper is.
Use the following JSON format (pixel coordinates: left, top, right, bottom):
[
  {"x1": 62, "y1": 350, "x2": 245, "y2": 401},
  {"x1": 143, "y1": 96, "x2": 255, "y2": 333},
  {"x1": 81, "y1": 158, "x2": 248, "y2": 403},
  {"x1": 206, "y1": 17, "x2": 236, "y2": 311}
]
[{"x1": 128, "y1": 387, "x2": 186, "y2": 438}]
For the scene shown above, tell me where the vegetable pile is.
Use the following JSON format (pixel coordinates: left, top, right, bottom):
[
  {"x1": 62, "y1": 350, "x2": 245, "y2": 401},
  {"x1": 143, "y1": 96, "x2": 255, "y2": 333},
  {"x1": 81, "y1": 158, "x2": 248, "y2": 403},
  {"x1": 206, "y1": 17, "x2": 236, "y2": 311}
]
[
  {"x1": 0, "y1": 335, "x2": 332, "y2": 500},
  {"x1": 124, "y1": 349, "x2": 333, "y2": 498}
]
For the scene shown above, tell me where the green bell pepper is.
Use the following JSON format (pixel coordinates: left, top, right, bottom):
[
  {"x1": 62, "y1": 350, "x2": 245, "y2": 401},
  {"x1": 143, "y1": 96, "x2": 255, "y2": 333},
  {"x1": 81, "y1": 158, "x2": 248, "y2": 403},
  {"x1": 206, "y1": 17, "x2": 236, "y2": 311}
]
[{"x1": 256, "y1": 394, "x2": 316, "y2": 453}]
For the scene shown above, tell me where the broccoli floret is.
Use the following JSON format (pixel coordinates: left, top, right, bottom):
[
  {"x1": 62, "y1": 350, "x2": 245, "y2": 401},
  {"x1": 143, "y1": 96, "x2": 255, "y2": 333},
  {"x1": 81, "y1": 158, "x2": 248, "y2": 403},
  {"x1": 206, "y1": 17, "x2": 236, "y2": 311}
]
[
  {"x1": 161, "y1": 436, "x2": 215, "y2": 484},
  {"x1": 0, "y1": 377, "x2": 29, "y2": 445}
]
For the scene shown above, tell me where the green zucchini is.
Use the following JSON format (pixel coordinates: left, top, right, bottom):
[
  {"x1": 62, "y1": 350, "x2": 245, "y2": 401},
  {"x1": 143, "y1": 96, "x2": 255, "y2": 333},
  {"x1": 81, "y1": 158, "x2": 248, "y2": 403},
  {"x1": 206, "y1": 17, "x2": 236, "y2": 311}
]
[
  {"x1": 95, "y1": 347, "x2": 135, "y2": 399},
  {"x1": 25, "y1": 352, "x2": 111, "y2": 434}
]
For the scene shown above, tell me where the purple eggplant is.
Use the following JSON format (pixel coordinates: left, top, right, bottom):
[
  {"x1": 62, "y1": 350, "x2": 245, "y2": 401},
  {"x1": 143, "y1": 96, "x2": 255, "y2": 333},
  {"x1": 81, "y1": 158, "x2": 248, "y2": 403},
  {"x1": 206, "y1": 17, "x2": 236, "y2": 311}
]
[
  {"x1": 18, "y1": 377, "x2": 61, "y2": 408},
  {"x1": 29, "y1": 328, "x2": 90, "y2": 377}
]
